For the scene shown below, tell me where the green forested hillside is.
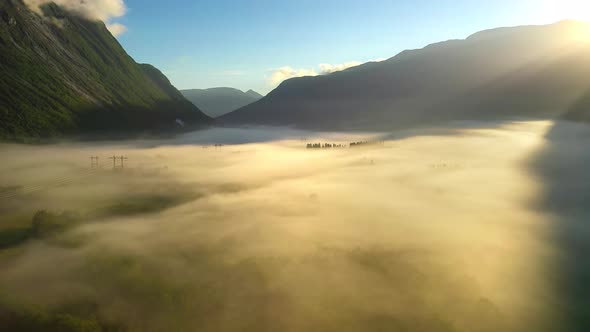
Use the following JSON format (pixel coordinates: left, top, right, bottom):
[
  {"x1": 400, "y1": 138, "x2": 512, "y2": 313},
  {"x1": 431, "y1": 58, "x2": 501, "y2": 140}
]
[{"x1": 0, "y1": 0, "x2": 209, "y2": 140}]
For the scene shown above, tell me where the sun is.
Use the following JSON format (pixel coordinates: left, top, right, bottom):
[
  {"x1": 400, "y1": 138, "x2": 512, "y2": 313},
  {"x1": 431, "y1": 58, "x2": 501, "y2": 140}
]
[
  {"x1": 566, "y1": 20, "x2": 590, "y2": 43},
  {"x1": 533, "y1": 0, "x2": 590, "y2": 25},
  {"x1": 540, "y1": 0, "x2": 590, "y2": 22},
  {"x1": 540, "y1": 0, "x2": 590, "y2": 42}
]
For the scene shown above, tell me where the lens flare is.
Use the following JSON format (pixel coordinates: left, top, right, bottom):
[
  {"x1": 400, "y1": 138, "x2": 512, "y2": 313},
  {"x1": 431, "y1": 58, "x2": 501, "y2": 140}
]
[
  {"x1": 540, "y1": 0, "x2": 590, "y2": 22},
  {"x1": 570, "y1": 21, "x2": 590, "y2": 43}
]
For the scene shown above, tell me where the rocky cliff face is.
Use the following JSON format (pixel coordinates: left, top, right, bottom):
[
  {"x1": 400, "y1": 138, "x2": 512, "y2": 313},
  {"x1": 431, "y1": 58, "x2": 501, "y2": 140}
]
[{"x1": 0, "y1": 0, "x2": 210, "y2": 140}]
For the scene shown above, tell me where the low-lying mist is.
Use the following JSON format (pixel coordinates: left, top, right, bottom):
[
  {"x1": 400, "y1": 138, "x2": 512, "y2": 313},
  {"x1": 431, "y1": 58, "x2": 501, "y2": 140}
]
[{"x1": 0, "y1": 121, "x2": 587, "y2": 331}]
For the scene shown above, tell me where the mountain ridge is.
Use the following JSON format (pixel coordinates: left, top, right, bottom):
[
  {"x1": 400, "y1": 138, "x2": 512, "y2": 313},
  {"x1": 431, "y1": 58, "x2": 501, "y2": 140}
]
[{"x1": 220, "y1": 20, "x2": 590, "y2": 129}]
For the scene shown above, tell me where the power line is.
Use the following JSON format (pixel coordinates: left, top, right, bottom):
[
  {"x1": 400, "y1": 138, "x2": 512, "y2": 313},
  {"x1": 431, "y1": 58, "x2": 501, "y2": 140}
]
[
  {"x1": 109, "y1": 155, "x2": 117, "y2": 169},
  {"x1": 0, "y1": 154, "x2": 132, "y2": 200},
  {"x1": 90, "y1": 156, "x2": 100, "y2": 168},
  {"x1": 108, "y1": 155, "x2": 129, "y2": 169},
  {"x1": 118, "y1": 155, "x2": 128, "y2": 169}
]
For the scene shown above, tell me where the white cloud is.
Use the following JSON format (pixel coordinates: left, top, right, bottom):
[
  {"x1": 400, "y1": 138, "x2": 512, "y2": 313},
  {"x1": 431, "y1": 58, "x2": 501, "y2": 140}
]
[
  {"x1": 269, "y1": 66, "x2": 319, "y2": 86},
  {"x1": 269, "y1": 59, "x2": 386, "y2": 87},
  {"x1": 25, "y1": 0, "x2": 128, "y2": 37},
  {"x1": 318, "y1": 61, "x2": 362, "y2": 74},
  {"x1": 107, "y1": 22, "x2": 127, "y2": 37},
  {"x1": 24, "y1": 0, "x2": 127, "y2": 21}
]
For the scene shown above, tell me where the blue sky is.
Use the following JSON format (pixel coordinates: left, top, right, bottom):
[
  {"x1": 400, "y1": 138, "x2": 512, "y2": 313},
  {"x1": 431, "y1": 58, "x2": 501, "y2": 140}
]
[{"x1": 112, "y1": 0, "x2": 589, "y2": 94}]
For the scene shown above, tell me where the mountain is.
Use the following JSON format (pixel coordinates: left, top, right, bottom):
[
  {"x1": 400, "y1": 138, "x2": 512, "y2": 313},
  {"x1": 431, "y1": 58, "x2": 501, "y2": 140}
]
[
  {"x1": 0, "y1": 0, "x2": 210, "y2": 140},
  {"x1": 245, "y1": 89, "x2": 263, "y2": 99},
  {"x1": 220, "y1": 21, "x2": 590, "y2": 129},
  {"x1": 181, "y1": 87, "x2": 263, "y2": 118}
]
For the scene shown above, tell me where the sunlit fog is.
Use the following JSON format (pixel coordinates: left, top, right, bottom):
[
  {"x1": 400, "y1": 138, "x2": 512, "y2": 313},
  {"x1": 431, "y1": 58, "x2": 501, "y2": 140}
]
[
  {"x1": 1, "y1": 121, "x2": 588, "y2": 331},
  {"x1": 2, "y1": 0, "x2": 590, "y2": 331}
]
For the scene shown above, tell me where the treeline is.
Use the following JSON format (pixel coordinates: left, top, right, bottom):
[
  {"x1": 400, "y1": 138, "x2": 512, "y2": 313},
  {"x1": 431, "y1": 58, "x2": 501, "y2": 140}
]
[
  {"x1": 306, "y1": 143, "x2": 345, "y2": 149},
  {"x1": 350, "y1": 141, "x2": 384, "y2": 147},
  {"x1": 306, "y1": 141, "x2": 385, "y2": 149}
]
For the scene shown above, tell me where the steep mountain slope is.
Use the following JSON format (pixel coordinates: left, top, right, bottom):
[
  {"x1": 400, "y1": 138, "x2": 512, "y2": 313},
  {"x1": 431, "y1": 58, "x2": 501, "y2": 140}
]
[
  {"x1": 0, "y1": 0, "x2": 210, "y2": 140},
  {"x1": 181, "y1": 87, "x2": 262, "y2": 118},
  {"x1": 221, "y1": 21, "x2": 590, "y2": 129}
]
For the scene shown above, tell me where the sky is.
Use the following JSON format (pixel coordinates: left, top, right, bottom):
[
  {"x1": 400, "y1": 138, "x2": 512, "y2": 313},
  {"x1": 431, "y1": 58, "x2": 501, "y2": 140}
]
[{"x1": 107, "y1": 0, "x2": 590, "y2": 94}]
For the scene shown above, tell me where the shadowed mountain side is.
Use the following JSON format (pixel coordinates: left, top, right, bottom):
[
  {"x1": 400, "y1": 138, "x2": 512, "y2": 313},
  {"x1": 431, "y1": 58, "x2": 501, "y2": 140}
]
[
  {"x1": 562, "y1": 83, "x2": 590, "y2": 122},
  {"x1": 220, "y1": 21, "x2": 590, "y2": 130},
  {"x1": 0, "y1": 0, "x2": 210, "y2": 141},
  {"x1": 418, "y1": 48, "x2": 590, "y2": 123},
  {"x1": 528, "y1": 121, "x2": 590, "y2": 331},
  {"x1": 181, "y1": 87, "x2": 263, "y2": 118}
]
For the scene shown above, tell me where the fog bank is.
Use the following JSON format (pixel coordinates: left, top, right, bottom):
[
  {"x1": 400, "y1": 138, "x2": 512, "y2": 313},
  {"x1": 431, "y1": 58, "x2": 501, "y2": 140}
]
[{"x1": 0, "y1": 121, "x2": 584, "y2": 331}]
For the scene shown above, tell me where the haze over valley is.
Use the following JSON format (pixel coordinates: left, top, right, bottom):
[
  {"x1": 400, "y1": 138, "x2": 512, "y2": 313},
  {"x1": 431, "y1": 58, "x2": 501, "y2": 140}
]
[
  {"x1": 2, "y1": 121, "x2": 589, "y2": 332},
  {"x1": 1, "y1": 1, "x2": 590, "y2": 331}
]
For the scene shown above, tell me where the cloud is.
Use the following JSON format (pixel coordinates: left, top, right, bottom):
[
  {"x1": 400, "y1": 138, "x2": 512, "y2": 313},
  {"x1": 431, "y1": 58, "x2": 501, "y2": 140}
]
[
  {"x1": 269, "y1": 59, "x2": 386, "y2": 86},
  {"x1": 318, "y1": 61, "x2": 362, "y2": 74},
  {"x1": 0, "y1": 121, "x2": 564, "y2": 331},
  {"x1": 269, "y1": 66, "x2": 319, "y2": 86},
  {"x1": 106, "y1": 22, "x2": 127, "y2": 37},
  {"x1": 25, "y1": 0, "x2": 128, "y2": 36},
  {"x1": 24, "y1": 0, "x2": 127, "y2": 21}
]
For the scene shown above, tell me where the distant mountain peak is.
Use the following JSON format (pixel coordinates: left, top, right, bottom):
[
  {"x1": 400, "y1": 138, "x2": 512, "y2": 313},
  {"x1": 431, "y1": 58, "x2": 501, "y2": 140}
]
[
  {"x1": 245, "y1": 89, "x2": 263, "y2": 98},
  {"x1": 180, "y1": 87, "x2": 263, "y2": 118}
]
